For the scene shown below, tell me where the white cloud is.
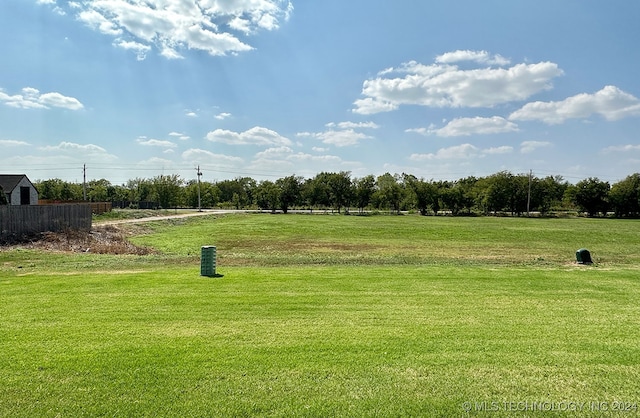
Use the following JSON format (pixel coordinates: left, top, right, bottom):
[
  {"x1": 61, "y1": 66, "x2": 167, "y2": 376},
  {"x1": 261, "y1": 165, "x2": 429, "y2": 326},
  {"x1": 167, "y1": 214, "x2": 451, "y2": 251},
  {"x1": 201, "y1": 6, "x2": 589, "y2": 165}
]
[
  {"x1": 254, "y1": 146, "x2": 294, "y2": 159},
  {"x1": 353, "y1": 53, "x2": 563, "y2": 114},
  {"x1": 602, "y1": 144, "x2": 640, "y2": 153},
  {"x1": 160, "y1": 46, "x2": 184, "y2": 60},
  {"x1": 135, "y1": 157, "x2": 175, "y2": 170},
  {"x1": 520, "y1": 141, "x2": 551, "y2": 154},
  {"x1": 248, "y1": 146, "x2": 347, "y2": 176},
  {"x1": 0, "y1": 87, "x2": 83, "y2": 110},
  {"x1": 0, "y1": 139, "x2": 30, "y2": 147},
  {"x1": 287, "y1": 153, "x2": 343, "y2": 164},
  {"x1": 52, "y1": 0, "x2": 294, "y2": 59},
  {"x1": 206, "y1": 126, "x2": 292, "y2": 146},
  {"x1": 298, "y1": 129, "x2": 372, "y2": 147},
  {"x1": 351, "y1": 97, "x2": 399, "y2": 115},
  {"x1": 405, "y1": 127, "x2": 430, "y2": 136},
  {"x1": 510, "y1": 85, "x2": 640, "y2": 124},
  {"x1": 39, "y1": 141, "x2": 117, "y2": 160},
  {"x1": 169, "y1": 132, "x2": 190, "y2": 140},
  {"x1": 410, "y1": 144, "x2": 480, "y2": 161},
  {"x1": 298, "y1": 121, "x2": 377, "y2": 147},
  {"x1": 325, "y1": 121, "x2": 380, "y2": 130},
  {"x1": 39, "y1": 92, "x2": 84, "y2": 110},
  {"x1": 409, "y1": 143, "x2": 516, "y2": 161},
  {"x1": 248, "y1": 146, "x2": 350, "y2": 177},
  {"x1": 182, "y1": 148, "x2": 244, "y2": 165},
  {"x1": 248, "y1": 157, "x2": 295, "y2": 172},
  {"x1": 78, "y1": 9, "x2": 122, "y2": 36},
  {"x1": 422, "y1": 116, "x2": 519, "y2": 137},
  {"x1": 250, "y1": 145, "x2": 343, "y2": 165},
  {"x1": 435, "y1": 50, "x2": 510, "y2": 66},
  {"x1": 40, "y1": 141, "x2": 105, "y2": 153},
  {"x1": 215, "y1": 112, "x2": 232, "y2": 120},
  {"x1": 114, "y1": 39, "x2": 151, "y2": 60},
  {"x1": 484, "y1": 146, "x2": 514, "y2": 155},
  {"x1": 37, "y1": 0, "x2": 66, "y2": 15},
  {"x1": 136, "y1": 138, "x2": 177, "y2": 148},
  {"x1": 320, "y1": 130, "x2": 372, "y2": 147}
]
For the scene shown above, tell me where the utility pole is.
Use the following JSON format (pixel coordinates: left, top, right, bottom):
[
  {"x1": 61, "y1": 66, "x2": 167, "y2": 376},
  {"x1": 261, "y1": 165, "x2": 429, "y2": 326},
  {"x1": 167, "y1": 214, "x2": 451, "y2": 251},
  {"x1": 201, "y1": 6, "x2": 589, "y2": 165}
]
[
  {"x1": 196, "y1": 165, "x2": 202, "y2": 212},
  {"x1": 83, "y1": 163, "x2": 87, "y2": 201},
  {"x1": 527, "y1": 169, "x2": 532, "y2": 217}
]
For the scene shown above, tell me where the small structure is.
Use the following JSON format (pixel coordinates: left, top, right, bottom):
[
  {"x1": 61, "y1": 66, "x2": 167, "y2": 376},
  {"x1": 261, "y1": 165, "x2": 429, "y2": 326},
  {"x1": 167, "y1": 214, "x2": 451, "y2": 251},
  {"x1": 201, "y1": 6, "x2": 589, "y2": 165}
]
[
  {"x1": 576, "y1": 248, "x2": 593, "y2": 264},
  {"x1": 201, "y1": 246, "x2": 217, "y2": 277},
  {"x1": 0, "y1": 174, "x2": 38, "y2": 206}
]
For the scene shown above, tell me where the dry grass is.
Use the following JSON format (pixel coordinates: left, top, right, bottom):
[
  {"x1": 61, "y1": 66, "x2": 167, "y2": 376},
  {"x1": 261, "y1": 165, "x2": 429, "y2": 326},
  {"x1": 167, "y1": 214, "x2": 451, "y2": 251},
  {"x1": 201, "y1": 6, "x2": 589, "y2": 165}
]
[{"x1": 12, "y1": 225, "x2": 154, "y2": 255}]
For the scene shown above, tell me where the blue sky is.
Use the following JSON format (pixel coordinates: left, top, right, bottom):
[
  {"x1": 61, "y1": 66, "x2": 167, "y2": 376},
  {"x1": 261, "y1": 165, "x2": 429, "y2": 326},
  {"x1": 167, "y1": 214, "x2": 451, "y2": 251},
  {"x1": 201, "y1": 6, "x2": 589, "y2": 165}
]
[{"x1": 1, "y1": 0, "x2": 639, "y2": 185}]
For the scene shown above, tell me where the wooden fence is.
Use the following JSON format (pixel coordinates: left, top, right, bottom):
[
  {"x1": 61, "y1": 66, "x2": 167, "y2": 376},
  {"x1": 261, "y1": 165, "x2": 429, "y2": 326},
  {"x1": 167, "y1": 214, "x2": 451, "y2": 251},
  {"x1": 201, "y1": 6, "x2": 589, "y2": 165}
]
[
  {"x1": 0, "y1": 204, "x2": 92, "y2": 240},
  {"x1": 38, "y1": 200, "x2": 112, "y2": 215}
]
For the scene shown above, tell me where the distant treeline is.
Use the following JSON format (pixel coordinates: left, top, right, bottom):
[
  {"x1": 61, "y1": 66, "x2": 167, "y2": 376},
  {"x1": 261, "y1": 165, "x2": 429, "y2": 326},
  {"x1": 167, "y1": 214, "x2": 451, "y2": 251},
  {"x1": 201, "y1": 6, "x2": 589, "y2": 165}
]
[{"x1": 32, "y1": 171, "x2": 640, "y2": 218}]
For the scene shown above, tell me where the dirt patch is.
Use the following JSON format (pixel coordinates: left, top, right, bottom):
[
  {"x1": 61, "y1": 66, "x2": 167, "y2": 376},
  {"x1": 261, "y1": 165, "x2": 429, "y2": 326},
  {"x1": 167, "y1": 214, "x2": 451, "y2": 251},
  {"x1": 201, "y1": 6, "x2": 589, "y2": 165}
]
[{"x1": 5, "y1": 225, "x2": 154, "y2": 255}]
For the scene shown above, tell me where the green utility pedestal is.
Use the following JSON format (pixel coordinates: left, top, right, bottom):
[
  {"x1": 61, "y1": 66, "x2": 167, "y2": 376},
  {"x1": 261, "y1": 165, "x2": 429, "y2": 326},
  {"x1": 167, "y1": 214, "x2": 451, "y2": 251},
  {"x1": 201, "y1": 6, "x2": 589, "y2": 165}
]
[
  {"x1": 201, "y1": 246, "x2": 217, "y2": 276},
  {"x1": 576, "y1": 248, "x2": 592, "y2": 264}
]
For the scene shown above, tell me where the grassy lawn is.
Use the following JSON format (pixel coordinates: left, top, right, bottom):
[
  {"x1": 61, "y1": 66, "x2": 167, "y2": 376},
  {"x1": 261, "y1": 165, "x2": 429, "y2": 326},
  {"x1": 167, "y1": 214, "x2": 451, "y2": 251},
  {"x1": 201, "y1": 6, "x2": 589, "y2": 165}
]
[{"x1": 1, "y1": 214, "x2": 640, "y2": 416}]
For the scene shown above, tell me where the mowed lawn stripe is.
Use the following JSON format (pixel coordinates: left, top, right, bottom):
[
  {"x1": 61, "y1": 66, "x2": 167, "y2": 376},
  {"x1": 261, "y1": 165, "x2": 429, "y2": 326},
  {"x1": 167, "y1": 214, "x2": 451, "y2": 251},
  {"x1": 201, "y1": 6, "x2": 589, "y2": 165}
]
[{"x1": 1, "y1": 215, "x2": 639, "y2": 416}]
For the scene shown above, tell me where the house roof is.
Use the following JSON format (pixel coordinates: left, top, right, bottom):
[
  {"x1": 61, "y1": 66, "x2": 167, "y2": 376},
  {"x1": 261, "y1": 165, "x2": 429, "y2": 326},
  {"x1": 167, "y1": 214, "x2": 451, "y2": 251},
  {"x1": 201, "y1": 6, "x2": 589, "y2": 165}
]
[{"x1": 0, "y1": 174, "x2": 32, "y2": 193}]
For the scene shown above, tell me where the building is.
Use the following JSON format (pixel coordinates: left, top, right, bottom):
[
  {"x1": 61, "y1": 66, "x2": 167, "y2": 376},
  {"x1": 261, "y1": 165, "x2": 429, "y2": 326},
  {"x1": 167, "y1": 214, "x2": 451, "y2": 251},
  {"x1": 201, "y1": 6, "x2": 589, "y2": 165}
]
[{"x1": 0, "y1": 174, "x2": 39, "y2": 205}]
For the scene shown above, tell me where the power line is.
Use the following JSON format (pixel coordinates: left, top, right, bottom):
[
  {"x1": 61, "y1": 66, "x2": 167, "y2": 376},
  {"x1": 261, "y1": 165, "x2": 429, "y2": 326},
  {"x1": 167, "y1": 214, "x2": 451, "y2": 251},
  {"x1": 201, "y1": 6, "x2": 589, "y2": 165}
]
[{"x1": 11, "y1": 161, "x2": 633, "y2": 185}]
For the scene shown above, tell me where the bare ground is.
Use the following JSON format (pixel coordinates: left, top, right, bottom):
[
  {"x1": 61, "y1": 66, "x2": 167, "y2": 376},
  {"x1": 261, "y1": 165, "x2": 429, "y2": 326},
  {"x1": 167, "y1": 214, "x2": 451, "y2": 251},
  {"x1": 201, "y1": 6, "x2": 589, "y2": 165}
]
[
  {"x1": 2, "y1": 210, "x2": 223, "y2": 254},
  {"x1": 3, "y1": 225, "x2": 154, "y2": 255}
]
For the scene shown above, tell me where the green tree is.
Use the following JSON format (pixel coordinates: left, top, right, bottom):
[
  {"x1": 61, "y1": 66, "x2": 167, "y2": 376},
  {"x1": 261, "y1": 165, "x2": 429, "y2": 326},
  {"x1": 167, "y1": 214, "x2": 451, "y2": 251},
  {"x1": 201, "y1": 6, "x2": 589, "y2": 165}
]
[
  {"x1": 201, "y1": 182, "x2": 220, "y2": 208},
  {"x1": 509, "y1": 174, "x2": 530, "y2": 216},
  {"x1": 326, "y1": 171, "x2": 353, "y2": 213},
  {"x1": 255, "y1": 180, "x2": 281, "y2": 213},
  {"x1": 302, "y1": 172, "x2": 354, "y2": 213},
  {"x1": 35, "y1": 179, "x2": 66, "y2": 200},
  {"x1": 35, "y1": 178, "x2": 82, "y2": 201},
  {"x1": 456, "y1": 176, "x2": 478, "y2": 214},
  {"x1": 440, "y1": 182, "x2": 465, "y2": 215},
  {"x1": 61, "y1": 182, "x2": 83, "y2": 201},
  {"x1": 217, "y1": 177, "x2": 256, "y2": 208},
  {"x1": 108, "y1": 184, "x2": 130, "y2": 202},
  {"x1": 572, "y1": 177, "x2": 610, "y2": 217},
  {"x1": 87, "y1": 179, "x2": 111, "y2": 202},
  {"x1": 533, "y1": 175, "x2": 568, "y2": 215},
  {"x1": 301, "y1": 176, "x2": 327, "y2": 212},
  {"x1": 403, "y1": 174, "x2": 438, "y2": 216},
  {"x1": 276, "y1": 175, "x2": 303, "y2": 214},
  {"x1": 183, "y1": 181, "x2": 220, "y2": 208},
  {"x1": 375, "y1": 173, "x2": 404, "y2": 214},
  {"x1": 353, "y1": 175, "x2": 376, "y2": 214},
  {"x1": 152, "y1": 174, "x2": 183, "y2": 209},
  {"x1": 126, "y1": 178, "x2": 155, "y2": 203},
  {"x1": 609, "y1": 173, "x2": 640, "y2": 217},
  {"x1": 476, "y1": 171, "x2": 514, "y2": 214},
  {"x1": 183, "y1": 180, "x2": 200, "y2": 208}
]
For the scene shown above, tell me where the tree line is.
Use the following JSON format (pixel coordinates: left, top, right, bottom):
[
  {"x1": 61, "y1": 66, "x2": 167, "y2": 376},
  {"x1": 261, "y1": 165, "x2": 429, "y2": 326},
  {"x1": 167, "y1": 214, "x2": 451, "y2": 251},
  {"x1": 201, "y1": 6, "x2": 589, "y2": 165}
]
[{"x1": 31, "y1": 171, "x2": 640, "y2": 218}]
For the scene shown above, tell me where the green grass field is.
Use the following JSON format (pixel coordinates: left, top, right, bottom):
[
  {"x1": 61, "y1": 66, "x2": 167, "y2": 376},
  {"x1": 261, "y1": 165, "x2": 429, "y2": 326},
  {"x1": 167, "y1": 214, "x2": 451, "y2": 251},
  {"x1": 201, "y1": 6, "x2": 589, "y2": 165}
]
[{"x1": 2, "y1": 214, "x2": 640, "y2": 417}]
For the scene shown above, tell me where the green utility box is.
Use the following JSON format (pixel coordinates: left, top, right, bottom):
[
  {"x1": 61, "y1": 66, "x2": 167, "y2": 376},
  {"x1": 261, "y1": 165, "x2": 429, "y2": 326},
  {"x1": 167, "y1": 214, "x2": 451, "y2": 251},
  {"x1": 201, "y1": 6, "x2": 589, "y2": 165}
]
[
  {"x1": 576, "y1": 248, "x2": 592, "y2": 264},
  {"x1": 201, "y1": 246, "x2": 217, "y2": 276}
]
